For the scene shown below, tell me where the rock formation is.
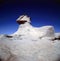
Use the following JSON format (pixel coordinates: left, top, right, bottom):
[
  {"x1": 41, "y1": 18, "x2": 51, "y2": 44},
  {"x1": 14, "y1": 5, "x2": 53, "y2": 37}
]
[{"x1": 0, "y1": 15, "x2": 60, "y2": 61}]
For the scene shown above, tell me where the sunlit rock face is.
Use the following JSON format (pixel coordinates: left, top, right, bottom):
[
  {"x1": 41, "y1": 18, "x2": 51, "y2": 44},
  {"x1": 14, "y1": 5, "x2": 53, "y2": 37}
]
[
  {"x1": 12, "y1": 15, "x2": 55, "y2": 39},
  {"x1": 0, "y1": 15, "x2": 60, "y2": 61}
]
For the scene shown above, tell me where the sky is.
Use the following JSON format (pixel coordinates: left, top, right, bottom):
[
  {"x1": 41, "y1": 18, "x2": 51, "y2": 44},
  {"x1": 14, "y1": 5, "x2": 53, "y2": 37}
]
[{"x1": 0, "y1": 0, "x2": 60, "y2": 34}]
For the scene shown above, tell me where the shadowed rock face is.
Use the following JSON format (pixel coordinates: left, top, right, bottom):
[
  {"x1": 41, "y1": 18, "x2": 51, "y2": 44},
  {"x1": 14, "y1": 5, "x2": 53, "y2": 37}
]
[
  {"x1": 55, "y1": 56, "x2": 60, "y2": 61},
  {"x1": 5, "y1": 35, "x2": 13, "y2": 38},
  {"x1": 54, "y1": 38, "x2": 60, "y2": 40},
  {"x1": 17, "y1": 20, "x2": 27, "y2": 24},
  {"x1": 57, "y1": 59, "x2": 60, "y2": 61},
  {"x1": 0, "y1": 58, "x2": 2, "y2": 61},
  {"x1": 0, "y1": 58, "x2": 3, "y2": 61},
  {"x1": 16, "y1": 15, "x2": 30, "y2": 25}
]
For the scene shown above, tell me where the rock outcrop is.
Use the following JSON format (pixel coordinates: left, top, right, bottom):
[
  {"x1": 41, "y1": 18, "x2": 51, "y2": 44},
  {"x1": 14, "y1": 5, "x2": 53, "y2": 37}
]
[{"x1": 0, "y1": 15, "x2": 60, "y2": 61}]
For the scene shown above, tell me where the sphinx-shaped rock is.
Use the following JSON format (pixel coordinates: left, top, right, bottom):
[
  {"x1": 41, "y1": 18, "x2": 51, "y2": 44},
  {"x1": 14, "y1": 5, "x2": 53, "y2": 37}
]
[
  {"x1": 0, "y1": 15, "x2": 60, "y2": 61},
  {"x1": 12, "y1": 15, "x2": 55, "y2": 39}
]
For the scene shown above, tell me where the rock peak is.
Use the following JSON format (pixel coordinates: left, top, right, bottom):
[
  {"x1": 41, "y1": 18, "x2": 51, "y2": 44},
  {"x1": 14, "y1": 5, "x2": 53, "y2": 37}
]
[{"x1": 16, "y1": 15, "x2": 31, "y2": 24}]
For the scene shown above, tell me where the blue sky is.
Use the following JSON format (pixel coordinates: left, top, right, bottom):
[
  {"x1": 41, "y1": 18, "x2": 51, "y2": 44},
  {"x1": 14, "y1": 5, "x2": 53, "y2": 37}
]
[{"x1": 0, "y1": 0, "x2": 60, "y2": 34}]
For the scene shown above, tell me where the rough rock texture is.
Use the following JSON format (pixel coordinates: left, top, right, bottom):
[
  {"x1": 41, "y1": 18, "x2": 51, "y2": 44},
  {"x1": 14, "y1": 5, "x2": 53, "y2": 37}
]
[{"x1": 0, "y1": 15, "x2": 60, "y2": 61}]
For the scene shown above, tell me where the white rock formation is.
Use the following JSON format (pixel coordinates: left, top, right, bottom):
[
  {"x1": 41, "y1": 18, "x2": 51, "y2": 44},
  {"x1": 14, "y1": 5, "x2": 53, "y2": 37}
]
[
  {"x1": 55, "y1": 33, "x2": 60, "y2": 38},
  {"x1": 0, "y1": 15, "x2": 60, "y2": 61}
]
